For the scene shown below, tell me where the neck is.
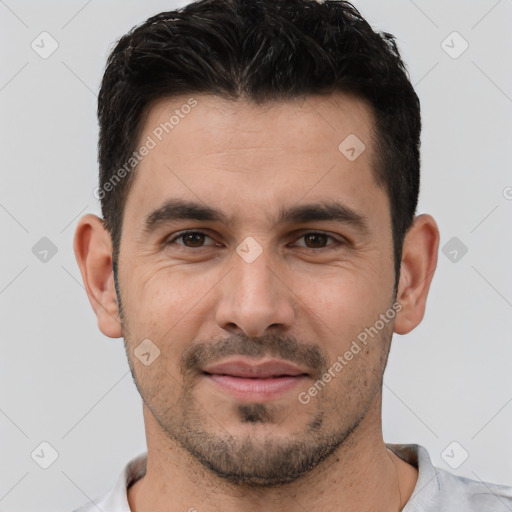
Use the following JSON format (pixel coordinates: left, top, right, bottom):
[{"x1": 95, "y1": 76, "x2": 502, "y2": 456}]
[{"x1": 128, "y1": 400, "x2": 417, "y2": 512}]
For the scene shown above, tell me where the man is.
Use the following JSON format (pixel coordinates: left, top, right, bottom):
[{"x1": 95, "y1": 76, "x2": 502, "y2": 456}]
[{"x1": 72, "y1": 0, "x2": 512, "y2": 510}]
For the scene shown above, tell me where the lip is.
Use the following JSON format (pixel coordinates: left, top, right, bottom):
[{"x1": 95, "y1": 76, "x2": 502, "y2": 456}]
[
  {"x1": 202, "y1": 358, "x2": 309, "y2": 401},
  {"x1": 203, "y1": 358, "x2": 307, "y2": 378}
]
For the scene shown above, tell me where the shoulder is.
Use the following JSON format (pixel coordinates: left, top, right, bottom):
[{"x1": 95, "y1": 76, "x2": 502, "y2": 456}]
[
  {"x1": 387, "y1": 443, "x2": 512, "y2": 512},
  {"x1": 71, "y1": 452, "x2": 147, "y2": 512},
  {"x1": 432, "y1": 465, "x2": 512, "y2": 510}
]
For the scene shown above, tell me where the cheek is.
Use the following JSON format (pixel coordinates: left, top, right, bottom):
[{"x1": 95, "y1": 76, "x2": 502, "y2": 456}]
[
  {"x1": 296, "y1": 266, "x2": 392, "y2": 350},
  {"x1": 312, "y1": 315, "x2": 393, "y2": 416},
  {"x1": 122, "y1": 264, "x2": 220, "y2": 345}
]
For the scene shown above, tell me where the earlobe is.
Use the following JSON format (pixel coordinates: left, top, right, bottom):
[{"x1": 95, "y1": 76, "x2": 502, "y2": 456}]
[
  {"x1": 73, "y1": 214, "x2": 123, "y2": 338},
  {"x1": 394, "y1": 214, "x2": 439, "y2": 335}
]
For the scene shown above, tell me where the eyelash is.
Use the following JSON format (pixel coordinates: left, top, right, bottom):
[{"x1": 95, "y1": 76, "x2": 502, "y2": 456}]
[{"x1": 165, "y1": 230, "x2": 343, "y2": 251}]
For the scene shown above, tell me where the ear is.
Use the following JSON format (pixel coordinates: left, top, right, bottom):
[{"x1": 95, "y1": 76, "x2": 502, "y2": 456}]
[
  {"x1": 73, "y1": 214, "x2": 123, "y2": 338},
  {"x1": 394, "y1": 214, "x2": 439, "y2": 335}
]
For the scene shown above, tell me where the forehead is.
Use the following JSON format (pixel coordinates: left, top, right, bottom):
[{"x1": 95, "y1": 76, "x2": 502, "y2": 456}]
[
  {"x1": 142, "y1": 92, "x2": 376, "y2": 160},
  {"x1": 122, "y1": 92, "x2": 387, "y2": 231}
]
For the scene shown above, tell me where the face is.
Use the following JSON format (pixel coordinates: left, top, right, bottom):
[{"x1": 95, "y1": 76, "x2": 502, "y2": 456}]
[{"x1": 116, "y1": 93, "x2": 397, "y2": 486}]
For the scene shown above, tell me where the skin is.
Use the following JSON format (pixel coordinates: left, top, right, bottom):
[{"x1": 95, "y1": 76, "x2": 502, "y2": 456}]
[{"x1": 74, "y1": 92, "x2": 439, "y2": 512}]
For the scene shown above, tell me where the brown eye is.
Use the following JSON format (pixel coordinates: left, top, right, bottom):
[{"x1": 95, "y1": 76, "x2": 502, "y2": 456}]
[
  {"x1": 167, "y1": 231, "x2": 217, "y2": 248},
  {"x1": 181, "y1": 232, "x2": 206, "y2": 247},
  {"x1": 294, "y1": 232, "x2": 339, "y2": 250},
  {"x1": 303, "y1": 233, "x2": 329, "y2": 248}
]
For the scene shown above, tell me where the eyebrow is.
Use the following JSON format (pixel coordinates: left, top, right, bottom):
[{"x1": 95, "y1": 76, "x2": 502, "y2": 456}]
[{"x1": 142, "y1": 198, "x2": 369, "y2": 234}]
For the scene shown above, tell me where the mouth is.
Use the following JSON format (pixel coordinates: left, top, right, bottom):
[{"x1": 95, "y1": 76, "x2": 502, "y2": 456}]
[{"x1": 202, "y1": 358, "x2": 309, "y2": 402}]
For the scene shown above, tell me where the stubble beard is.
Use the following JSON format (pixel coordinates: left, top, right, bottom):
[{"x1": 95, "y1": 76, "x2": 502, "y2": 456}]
[
  {"x1": 145, "y1": 383, "x2": 366, "y2": 487},
  {"x1": 121, "y1": 311, "x2": 393, "y2": 488}
]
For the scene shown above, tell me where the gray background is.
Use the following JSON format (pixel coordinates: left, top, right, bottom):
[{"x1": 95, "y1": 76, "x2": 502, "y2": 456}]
[{"x1": 1, "y1": 0, "x2": 511, "y2": 510}]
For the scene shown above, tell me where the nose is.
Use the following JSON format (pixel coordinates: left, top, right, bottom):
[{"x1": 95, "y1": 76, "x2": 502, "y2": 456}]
[{"x1": 214, "y1": 247, "x2": 296, "y2": 339}]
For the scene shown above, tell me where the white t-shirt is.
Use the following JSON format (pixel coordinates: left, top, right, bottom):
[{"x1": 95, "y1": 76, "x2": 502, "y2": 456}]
[{"x1": 72, "y1": 444, "x2": 512, "y2": 511}]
